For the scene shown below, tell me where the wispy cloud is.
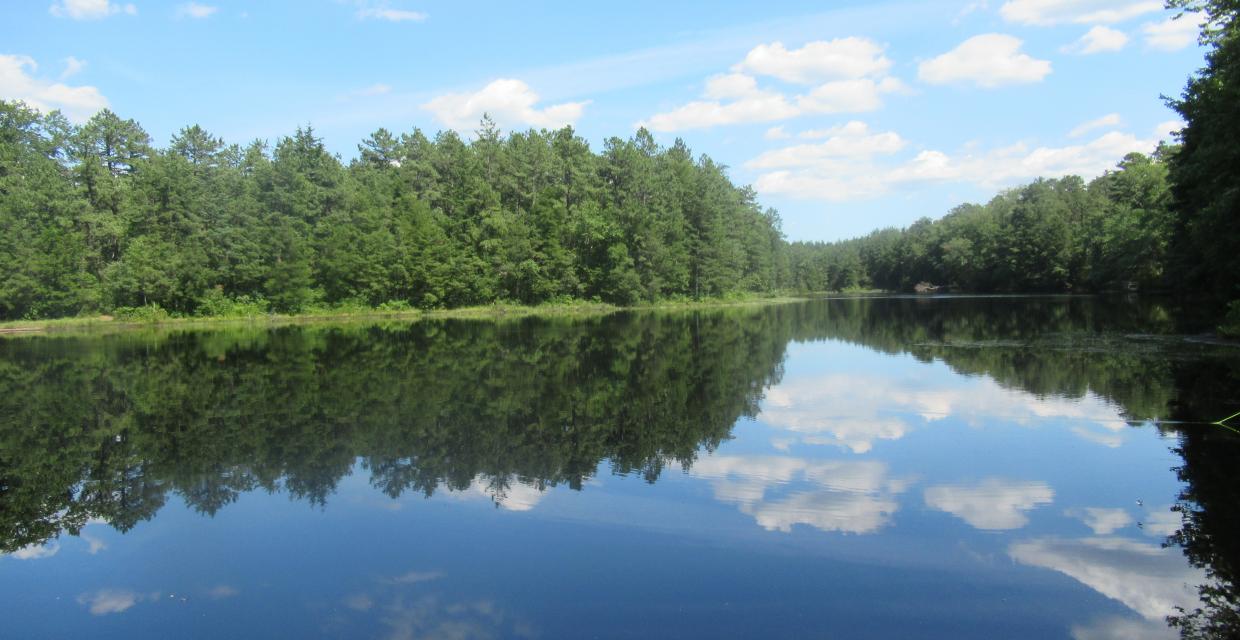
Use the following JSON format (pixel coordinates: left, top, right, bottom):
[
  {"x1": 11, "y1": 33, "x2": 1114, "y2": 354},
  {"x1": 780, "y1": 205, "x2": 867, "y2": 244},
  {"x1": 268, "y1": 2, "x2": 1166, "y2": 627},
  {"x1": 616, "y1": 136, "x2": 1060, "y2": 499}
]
[
  {"x1": 353, "y1": 1, "x2": 426, "y2": 22},
  {"x1": 49, "y1": 0, "x2": 136, "y2": 20},
  {"x1": 176, "y1": 2, "x2": 217, "y2": 19}
]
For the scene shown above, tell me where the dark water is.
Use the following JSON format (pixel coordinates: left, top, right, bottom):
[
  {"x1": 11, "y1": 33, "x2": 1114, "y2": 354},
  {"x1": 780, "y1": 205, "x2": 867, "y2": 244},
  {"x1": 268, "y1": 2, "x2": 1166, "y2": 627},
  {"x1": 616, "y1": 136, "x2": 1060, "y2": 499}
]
[{"x1": 3, "y1": 296, "x2": 1240, "y2": 639}]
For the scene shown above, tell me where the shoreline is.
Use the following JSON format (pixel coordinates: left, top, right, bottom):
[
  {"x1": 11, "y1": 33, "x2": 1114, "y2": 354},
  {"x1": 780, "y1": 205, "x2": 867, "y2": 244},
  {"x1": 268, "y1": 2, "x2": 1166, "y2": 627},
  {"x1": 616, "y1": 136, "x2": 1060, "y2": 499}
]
[{"x1": 0, "y1": 296, "x2": 809, "y2": 338}]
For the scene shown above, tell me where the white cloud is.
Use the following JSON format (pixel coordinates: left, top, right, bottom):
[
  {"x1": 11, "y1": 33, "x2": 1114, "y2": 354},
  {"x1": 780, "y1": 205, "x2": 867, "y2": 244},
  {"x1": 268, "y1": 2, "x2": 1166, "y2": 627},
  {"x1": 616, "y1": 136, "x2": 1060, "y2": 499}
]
[
  {"x1": 919, "y1": 34, "x2": 1051, "y2": 88},
  {"x1": 422, "y1": 79, "x2": 589, "y2": 131},
  {"x1": 467, "y1": 476, "x2": 547, "y2": 511},
  {"x1": 356, "y1": 4, "x2": 426, "y2": 22},
  {"x1": 1070, "y1": 615, "x2": 1179, "y2": 640},
  {"x1": 60, "y1": 56, "x2": 86, "y2": 80},
  {"x1": 77, "y1": 589, "x2": 142, "y2": 615},
  {"x1": 733, "y1": 38, "x2": 892, "y2": 85},
  {"x1": 796, "y1": 77, "x2": 909, "y2": 114},
  {"x1": 753, "y1": 124, "x2": 1166, "y2": 202},
  {"x1": 746, "y1": 121, "x2": 906, "y2": 170},
  {"x1": 704, "y1": 73, "x2": 759, "y2": 99},
  {"x1": 177, "y1": 3, "x2": 217, "y2": 19},
  {"x1": 1142, "y1": 14, "x2": 1204, "y2": 51},
  {"x1": 1068, "y1": 507, "x2": 1134, "y2": 534},
  {"x1": 689, "y1": 455, "x2": 910, "y2": 534},
  {"x1": 1062, "y1": 26, "x2": 1130, "y2": 54},
  {"x1": 999, "y1": 0, "x2": 1162, "y2": 26},
  {"x1": 50, "y1": 0, "x2": 136, "y2": 19},
  {"x1": 753, "y1": 369, "x2": 1133, "y2": 450},
  {"x1": 81, "y1": 533, "x2": 107, "y2": 554},
  {"x1": 925, "y1": 478, "x2": 1054, "y2": 530},
  {"x1": 1009, "y1": 536, "x2": 1205, "y2": 620},
  {"x1": 0, "y1": 54, "x2": 110, "y2": 122},
  {"x1": 641, "y1": 76, "x2": 904, "y2": 132},
  {"x1": 8, "y1": 541, "x2": 60, "y2": 560},
  {"x1": 1153, "y1": 119, "x2": 1182, "y2": 142},
  {"x1": 1141, "y1": 506, "x2": 1182, "y2": 537},
  {"x1": 1069, "y1": 113, "x2": 1122, "y2": 137},
  {"x1": 640, "y1": 38, "x2": 904, "y2": 132},
  {"x1": 763, "y1": 126, "x2": 791, "y2": 140},
  {"x1": 956, "y1": 1, "x2": 991, "y2": 22}
]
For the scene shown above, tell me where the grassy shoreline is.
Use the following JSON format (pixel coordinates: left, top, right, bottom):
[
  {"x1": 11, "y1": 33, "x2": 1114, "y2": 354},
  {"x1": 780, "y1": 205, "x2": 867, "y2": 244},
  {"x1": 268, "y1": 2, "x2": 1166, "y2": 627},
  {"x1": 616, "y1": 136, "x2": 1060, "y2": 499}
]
[{"x1": 0, "y1": 296, "x2": 808, "y2": 337}]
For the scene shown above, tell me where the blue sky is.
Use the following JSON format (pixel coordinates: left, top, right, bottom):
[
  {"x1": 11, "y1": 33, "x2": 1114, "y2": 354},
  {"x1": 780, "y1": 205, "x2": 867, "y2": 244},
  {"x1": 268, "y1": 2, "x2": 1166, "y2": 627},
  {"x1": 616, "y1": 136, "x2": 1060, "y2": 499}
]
[{"x1": 0, "y1": 0, "x2": 1209, "y2": 241}]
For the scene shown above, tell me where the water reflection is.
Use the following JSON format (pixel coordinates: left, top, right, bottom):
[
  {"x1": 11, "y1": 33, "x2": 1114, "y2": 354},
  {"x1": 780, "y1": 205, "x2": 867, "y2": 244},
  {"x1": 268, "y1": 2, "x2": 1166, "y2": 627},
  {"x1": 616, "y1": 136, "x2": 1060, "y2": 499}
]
[
  {"x1": 688, "y1": 456, "x2": 909, "y2": 534},
  {"x1": 924, "y1": 479, "x2": 1055, "y2": 530},
  {"x1": 1, "y1": 296, "x2": 1238, "y2": 638}
]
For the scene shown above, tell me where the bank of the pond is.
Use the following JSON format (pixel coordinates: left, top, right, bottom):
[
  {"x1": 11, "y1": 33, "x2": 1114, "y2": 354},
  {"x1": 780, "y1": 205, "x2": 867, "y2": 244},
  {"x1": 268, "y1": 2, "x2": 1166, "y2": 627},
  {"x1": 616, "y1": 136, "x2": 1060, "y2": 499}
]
[{"x1": 0, "y1": 296, "x2": 809, "y2": 337}]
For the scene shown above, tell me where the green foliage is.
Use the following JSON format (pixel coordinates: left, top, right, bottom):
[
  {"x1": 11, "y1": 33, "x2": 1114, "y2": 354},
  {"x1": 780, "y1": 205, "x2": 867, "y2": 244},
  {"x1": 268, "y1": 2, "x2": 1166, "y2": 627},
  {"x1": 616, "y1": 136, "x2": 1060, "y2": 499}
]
[
  {"x1": 1165, "y1": 0, "x2": 1240, "y2": 301},
  {"x1": 1219, "y1": 300, "x2": 1240, "y2": 338},
  {"x1": 196, "y1": 287, "x2": 269, "y2": 317},
  {"x1": 787, "y1": 157, "x2": 1176, "y2": 295},
  {"x1": 112, "y1": 304, "x2": 171, "y2": 322},
  {"x1": 0, "y1": 104, "x2": 786, "y2": 320}
]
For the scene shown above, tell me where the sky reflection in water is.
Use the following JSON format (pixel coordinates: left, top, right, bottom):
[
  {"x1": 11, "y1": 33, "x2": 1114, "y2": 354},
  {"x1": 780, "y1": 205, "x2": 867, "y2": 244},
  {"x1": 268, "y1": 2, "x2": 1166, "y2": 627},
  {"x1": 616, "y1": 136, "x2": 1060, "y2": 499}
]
[{"x1": 1, "y1": 297, "x2": 1234, "y2": 639}]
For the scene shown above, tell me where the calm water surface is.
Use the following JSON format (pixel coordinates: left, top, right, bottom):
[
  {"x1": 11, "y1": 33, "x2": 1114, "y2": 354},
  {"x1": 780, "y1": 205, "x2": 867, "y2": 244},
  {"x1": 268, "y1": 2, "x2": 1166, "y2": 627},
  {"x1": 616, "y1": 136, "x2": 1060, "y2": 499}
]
[{"x1": 3, "y1": 296, "x2": 1239, "y2": 639}]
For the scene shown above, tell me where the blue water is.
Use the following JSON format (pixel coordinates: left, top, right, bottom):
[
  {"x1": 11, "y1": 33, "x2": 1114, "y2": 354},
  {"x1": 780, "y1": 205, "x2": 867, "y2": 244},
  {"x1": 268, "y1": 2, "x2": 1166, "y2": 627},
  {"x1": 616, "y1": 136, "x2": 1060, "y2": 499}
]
[{"x1": 2, "y1": 296, "x2": 1235, "y2": 639}]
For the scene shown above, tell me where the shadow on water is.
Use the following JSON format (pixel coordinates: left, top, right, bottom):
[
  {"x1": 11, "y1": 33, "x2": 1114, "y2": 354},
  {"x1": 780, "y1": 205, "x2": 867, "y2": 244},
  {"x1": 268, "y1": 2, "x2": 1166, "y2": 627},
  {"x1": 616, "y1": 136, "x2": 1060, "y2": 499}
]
[{"x1": 2, "y1": 295, "x2": 1239, "y2": 637}]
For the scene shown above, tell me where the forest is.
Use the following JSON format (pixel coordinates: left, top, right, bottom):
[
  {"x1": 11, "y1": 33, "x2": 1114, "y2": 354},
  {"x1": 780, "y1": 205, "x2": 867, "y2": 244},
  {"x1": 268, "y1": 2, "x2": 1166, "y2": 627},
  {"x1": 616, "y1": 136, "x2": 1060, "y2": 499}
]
[
  {"x1": 789, "y1": 0, "x2": 1238, "y2": 312},
  {"x1": 0, "y1": 106, "x2": 786, "y2": 320},
  {"x1": 1, "y1": 2, "x2": 1235, "y2": 322}
]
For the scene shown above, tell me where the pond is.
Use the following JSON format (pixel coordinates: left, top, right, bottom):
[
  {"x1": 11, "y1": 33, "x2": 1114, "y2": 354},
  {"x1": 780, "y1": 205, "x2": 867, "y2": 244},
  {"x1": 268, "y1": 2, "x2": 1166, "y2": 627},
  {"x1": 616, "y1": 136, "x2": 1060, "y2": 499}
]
[{"x1": 2, "y1": 296, "x2": 1238, "y2": 639}]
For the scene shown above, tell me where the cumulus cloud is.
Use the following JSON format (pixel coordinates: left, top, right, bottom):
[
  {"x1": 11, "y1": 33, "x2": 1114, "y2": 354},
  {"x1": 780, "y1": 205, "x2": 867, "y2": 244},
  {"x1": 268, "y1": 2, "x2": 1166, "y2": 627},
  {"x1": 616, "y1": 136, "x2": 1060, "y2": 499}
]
[
  {"x1": 640, "y1": 38, "x2": 904, "y2": 132},
  {"x1": 76, "y1": 589, "x2": 143, "y2": 615},
  {"x1": 925, "y1": 478, "x2": 1054, "y2": 530},
  {"x1": 754, "y1": 369, "x2": 1133, "y2": 451},
  {"x1": 0, "y1": 54, "x2": 109, "y2": 122},
  {"x1": 689, "y1": 455, "x2": 910, "y2": 534},
  {"x1": 999, "y1": 0, "x2": 1162, "y2": 26},
  {"x1": 734, "y1": 38, "x2": 893, "y2": 85},
  {"x1": 746, "y1": 121, "x2": 906, "y2": 170},
  {"x1": 1068, "y1": 507, "x2": 1134, "y2": 534},
  {"x1": 50, "y1": 0, "x2": 136, "y2": 19},
  {"x1": 176, "y1": 2, "x2": 217, "y2": 19},
  {"x1": 7, "y1": 541, "x2": 60, "y2": 560},
  {"x1": 423, "y1": 79, "x2": 588, "y2": 131},
  {"x1": 1069, "y1": 113, "x2": 1123, "y2": 138},
  {"x1": 752, "y1": 122, "x2": 1168, "y2": 202},
  {"x1": 919, "y1": 34, "x2": 1051, "y2": 87},
  {"x1": 1009, "y1": 536, "x2": 1205, "y2": 620},
  {"x1": 1142, "y1": 14, "x2": 1204, "y2": 51},
  {"x1": 1062, "y1": 26, "x2": 1130, "y2": 54},
  {"x1": 1141, "y1": 506, "x2": 1182, "y2": 537}
]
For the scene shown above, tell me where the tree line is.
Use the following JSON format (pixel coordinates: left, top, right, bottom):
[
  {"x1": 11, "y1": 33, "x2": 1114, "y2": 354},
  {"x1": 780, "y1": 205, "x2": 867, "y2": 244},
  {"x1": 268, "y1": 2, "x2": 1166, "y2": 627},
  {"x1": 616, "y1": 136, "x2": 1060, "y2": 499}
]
[
  {"x1": 2, "y1": 1, "x2": 1235, "y2": 322},
  {"x1": 789, "y1": 0, "x2": 1237, "y2": 315},
  {"x1": 786, "y1": 151, "x2": 1177, "y2": 293},
  {"x1": 0, "y1": 105, "x2": 786, "y2": 320}
]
